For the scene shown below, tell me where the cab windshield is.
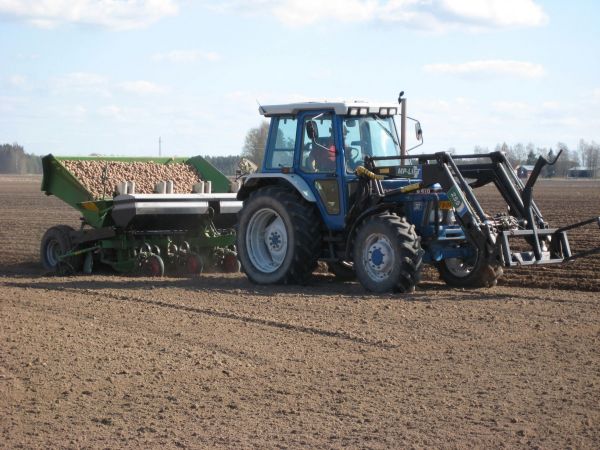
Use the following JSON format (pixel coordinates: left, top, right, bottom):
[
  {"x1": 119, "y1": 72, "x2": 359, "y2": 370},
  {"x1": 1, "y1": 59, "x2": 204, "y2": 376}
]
[{"x1": 342, "y1": 115, "x2": 400, "y2": 171}]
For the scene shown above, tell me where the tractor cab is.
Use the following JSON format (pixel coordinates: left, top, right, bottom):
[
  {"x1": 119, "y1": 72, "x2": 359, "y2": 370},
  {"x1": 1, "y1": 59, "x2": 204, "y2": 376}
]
[{"x1": 257, "y1": 101, "x2": 421, "y2": 230}]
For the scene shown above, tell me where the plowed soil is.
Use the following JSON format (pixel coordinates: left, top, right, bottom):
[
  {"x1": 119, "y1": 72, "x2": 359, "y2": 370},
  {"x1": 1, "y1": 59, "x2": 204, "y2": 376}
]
[{"x1": 1, "y1": 175, "x2": 599, "y2": 449}]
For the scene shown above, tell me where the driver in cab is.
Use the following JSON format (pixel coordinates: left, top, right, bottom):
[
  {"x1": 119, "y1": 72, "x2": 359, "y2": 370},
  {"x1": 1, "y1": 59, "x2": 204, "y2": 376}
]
[{"x1": 306, "y1": 120, "x2": 336, "y2": 172}]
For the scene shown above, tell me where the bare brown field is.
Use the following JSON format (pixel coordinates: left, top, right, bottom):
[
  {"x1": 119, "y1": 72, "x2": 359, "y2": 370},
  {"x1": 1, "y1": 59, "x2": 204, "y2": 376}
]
[{"x1": 1, "y1": 174, "x2": 599, "y2": 449}]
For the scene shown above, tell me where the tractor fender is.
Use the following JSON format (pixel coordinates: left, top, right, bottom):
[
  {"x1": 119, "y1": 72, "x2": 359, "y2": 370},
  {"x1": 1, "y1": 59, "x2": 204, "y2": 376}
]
[{"x1": 236, "y1": 173, "x2": 317, "y2": 203}]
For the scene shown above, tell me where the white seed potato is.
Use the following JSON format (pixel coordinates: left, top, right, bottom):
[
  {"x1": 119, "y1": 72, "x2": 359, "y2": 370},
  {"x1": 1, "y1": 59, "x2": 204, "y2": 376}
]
[{"x1": 62, "y1": 160, "x2": 203, "y2": 199}]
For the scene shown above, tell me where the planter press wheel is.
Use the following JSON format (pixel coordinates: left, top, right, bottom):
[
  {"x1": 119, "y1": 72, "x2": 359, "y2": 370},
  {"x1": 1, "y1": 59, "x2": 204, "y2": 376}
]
[
  {"x1": 222, "y1": 252, "x2": 241, "y2": 273},
  {"x1": 139, "y1": 254, "x2": 165, "y2": 277},
  {"x1": 183, "y1": 253, "x2": 204, "y2": 275}
]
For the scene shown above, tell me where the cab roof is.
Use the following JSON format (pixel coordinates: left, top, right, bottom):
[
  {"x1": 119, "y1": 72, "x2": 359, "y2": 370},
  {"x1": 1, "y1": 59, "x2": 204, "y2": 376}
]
[{"x1": 258, "y1": 101, "x2": 400, "y2": 117}]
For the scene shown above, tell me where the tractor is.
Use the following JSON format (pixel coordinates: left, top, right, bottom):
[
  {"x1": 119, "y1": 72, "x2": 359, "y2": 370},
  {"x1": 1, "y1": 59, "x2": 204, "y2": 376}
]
[{"x1": 235, "y1": 93, "x2": 600, "y2": 293}]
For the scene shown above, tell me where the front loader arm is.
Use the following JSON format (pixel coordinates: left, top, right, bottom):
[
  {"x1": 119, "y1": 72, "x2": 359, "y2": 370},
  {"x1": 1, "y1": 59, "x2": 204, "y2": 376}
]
[{"x1": 419, "y1": 153, "x2": 498, "y2": 261}]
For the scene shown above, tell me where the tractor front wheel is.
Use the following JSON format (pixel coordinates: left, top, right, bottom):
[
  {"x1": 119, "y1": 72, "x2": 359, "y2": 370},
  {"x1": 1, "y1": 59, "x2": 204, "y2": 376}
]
[
  {"x1": 353, "y1": 214, "x2": 423, "y2": 293},
  {"x1": 237, "y1": 186, "x2": 320, "y2": 284}
]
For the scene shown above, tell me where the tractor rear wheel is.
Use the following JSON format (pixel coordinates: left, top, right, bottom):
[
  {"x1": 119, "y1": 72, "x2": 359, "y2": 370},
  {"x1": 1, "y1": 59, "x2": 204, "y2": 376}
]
[
  {"x1": 40, "y1": 225, "x2": 83, "y2": 273},
  {"x1": 353, "y1": 214, "x2": 423, "y2": 293},
  {"x1": 237, "y1": 186, "x2": 321, "y2": 284},
  {"x1": 437, "y1": 249, "x2": 503, "y2": 288}
]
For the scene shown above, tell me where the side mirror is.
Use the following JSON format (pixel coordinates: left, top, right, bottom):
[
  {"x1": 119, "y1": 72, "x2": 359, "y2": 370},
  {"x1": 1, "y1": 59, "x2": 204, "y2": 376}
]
[
  {"x1": 306, "y1": 121, "x2": 318, "y2": 141},
  {"x1": 415, "y1": 122, "x2": 423, "y2": 141}
]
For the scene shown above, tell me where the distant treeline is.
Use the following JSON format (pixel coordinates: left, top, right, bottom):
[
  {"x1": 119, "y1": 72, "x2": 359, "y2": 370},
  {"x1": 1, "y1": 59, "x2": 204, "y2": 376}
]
[
  {"x1": 460, "y1": 140, "x2": 600, "y2": 178},
  {"x1": 0, "y1": 144, "x2": 42, "y2": 174}
]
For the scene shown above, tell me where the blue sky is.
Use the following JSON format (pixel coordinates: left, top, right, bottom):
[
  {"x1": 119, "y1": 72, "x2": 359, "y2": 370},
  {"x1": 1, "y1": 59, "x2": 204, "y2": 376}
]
[{"x1": 1, "y1": 0, "x2": 599, "y2": 157}]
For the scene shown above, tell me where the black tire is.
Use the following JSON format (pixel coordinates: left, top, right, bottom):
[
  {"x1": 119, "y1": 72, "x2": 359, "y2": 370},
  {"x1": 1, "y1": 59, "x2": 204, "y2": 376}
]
[
  {"x1": 353, "y1": 214, "x2": 423, "y2": 293},
  {"x1": 437, "y1": 249, "x2": 503, "y2": 288},
  {"x1": 327, "y1": 261, "x2": 356, "y2": 282},
  {"x1": 237, "y1": 185, "x2": 321, "y2": 284},
  {"x1": 40, "y1": 225, "x2": 83, "y2": 273}
]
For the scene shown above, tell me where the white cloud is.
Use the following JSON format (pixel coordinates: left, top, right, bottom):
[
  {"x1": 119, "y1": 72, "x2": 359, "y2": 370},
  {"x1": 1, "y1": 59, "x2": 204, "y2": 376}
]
[
  {"x1": 436, "y1": 0, "x2": 547, "y2": 28},
  {"x1": 541, "y1": 101, "x2": 560, "y2": 110},
  {"x1": 208, "y1": 0, "x2": 547, "y2": 30},
  {"x1": 97, "y1": 105, "x2": 150, "y2": 122},
  {"x1": 492, "y1": 101, "x2": 532, "y2": 111},
  {"x1": 0, "y1": 0, "x2": 179, "y2": 30},
  {"x1": 117, "y1": 80, "x2": 169, "y2": 95},
  {"x1": 98, "y1": 105, "x2": 124, "y2": 120},
  {"x1": 53, "y1": 71, "x2": 111, "y2": 96},
  {"x1": 272, "y1": 0, "x2": 378, "y2": 27},
  {"x1": 0, "y1": 95, "x2": 26, "y2": 115},
  {"x1": 52, "y1": 72, "x2": 168, "y2": 96},
  {"x1": 56, "y1": 72, "x2": 107, "y2": 86},
  {"x1": 152, "y1": 49, "x2": 220, "y2": 63},
  {"x1": 491, "y1": 100, "x2": 534, "y2": 119},
  {"x1": 7, "y1": 75, "x2": 27, "y2": 88},
  {"x1": 16, "y1": 53, "x2": 40, "y2": 60},
  {"x1": 53, "y1": 104, "x2": 88, "y2": 121},
  {"x1": 423, "y1": 60, "x2": 545, "y2": 78}
]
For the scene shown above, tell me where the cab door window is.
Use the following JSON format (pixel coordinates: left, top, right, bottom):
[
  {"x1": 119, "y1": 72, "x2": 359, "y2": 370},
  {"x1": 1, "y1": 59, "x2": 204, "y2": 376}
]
[{"x1": 300, "y1": 113, "x2": 336, "y2": 173}]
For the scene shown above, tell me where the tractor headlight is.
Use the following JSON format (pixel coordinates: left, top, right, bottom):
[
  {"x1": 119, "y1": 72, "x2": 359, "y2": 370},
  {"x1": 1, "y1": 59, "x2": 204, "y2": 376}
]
[
  {"x1": 379, "y1": 108, "x2": 389, "y2": 115},
  {"x1": 359, "y1": 107, "x2": 368, "y2": 115}
]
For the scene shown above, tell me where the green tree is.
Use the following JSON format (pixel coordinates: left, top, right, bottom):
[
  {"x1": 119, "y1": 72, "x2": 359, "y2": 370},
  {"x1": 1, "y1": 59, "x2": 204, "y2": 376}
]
[
  {"x1": 544, "y1": 149, "x2": 556, "y2": 177},
  {"x1": 242, "y1": 121, "x2": 270, "y2": 166},
  {"x1": 526, "y1": 148, "x2": 537, "y2": 165}
]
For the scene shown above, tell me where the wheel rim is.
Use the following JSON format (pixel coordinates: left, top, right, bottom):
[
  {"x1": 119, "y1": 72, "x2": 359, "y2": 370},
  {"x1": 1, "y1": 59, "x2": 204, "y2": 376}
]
[
  {"x1": 45, "y1": 239, "x2": 61, "y2": 267},
  {"x1": 444, "y1": 257, "x2": 476, "y2": 278},
  {"x1": 246, "y1": 208, "x2": 288, "y2": 273},
  {"x1": 362, "y1": 233, "x2": 395, "y2": 282}
]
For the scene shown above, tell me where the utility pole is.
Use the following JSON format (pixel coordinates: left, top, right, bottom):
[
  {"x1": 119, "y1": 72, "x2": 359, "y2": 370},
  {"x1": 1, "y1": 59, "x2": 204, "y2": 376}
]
[{"x1": 159, "y1": 136, "x2": 162, "y2": 157}]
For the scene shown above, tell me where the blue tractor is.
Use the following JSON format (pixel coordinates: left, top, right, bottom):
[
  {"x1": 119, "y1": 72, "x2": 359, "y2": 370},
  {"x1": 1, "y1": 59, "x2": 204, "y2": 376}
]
[{"x1": 236, "y1": 93, "x2": 600, "y2": 293}]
